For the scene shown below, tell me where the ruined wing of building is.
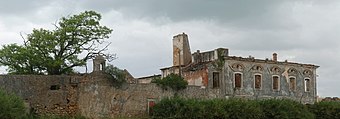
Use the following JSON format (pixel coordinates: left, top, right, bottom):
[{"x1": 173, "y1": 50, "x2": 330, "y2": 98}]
[{"x1": 160, "y1": 32, "x2": 319, "y2": 103}]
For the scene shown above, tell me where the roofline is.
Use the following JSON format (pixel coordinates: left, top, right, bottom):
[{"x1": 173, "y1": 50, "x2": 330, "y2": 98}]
[
  {"x1": 226, "y1": 56, "x2": 320, "y2": 68},
  {"x1": 137, "y1": 74, "x2": 161, "y2": 79},
  {"x1": 160, "y1": 65, "x2": 186, "y2": 70}
]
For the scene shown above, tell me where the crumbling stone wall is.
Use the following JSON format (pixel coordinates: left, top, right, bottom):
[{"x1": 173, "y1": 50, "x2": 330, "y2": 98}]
[
  {"x1": 0, "y1": 73, "x2": 225, "y2": 118},
  {"x1": 77, "y1": 73, "x2": 223, "y2": 118},
  {"x1": 0, "y1": 75, "x2": 82, "y2": 115}
]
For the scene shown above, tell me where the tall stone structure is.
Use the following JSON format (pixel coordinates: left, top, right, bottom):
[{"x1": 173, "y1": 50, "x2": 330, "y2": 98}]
[{"x1": 173, "y1": 33, "x2": 192, "y2": 66}]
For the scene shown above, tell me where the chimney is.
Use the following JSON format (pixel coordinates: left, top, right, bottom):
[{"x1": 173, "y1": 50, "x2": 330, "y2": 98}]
[{"x1": 273, "y1": 53, "x2": 277, "y2": 61}]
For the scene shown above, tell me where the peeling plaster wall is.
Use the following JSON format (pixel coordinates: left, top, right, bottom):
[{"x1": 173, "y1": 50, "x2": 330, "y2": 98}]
[
  {"x1": 224, "y1": 59, "x2": 317, "y2": 104},
  {"x1": 183, "y1": 68, "x2": 208, "y2": 87}
]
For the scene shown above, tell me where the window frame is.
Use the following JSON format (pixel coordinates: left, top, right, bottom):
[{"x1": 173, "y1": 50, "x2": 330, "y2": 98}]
[
  {"x1": 289, "y1": 76, "x2": 296, "y2": 91},
  {"x1": 272, "y1": 75, "x2": 280, "y2": 91},
  {"x1": 254, "y1": 74, "x2": 262, "y2": 90},
  {"x1": 304, "y1": 78, "x2": 311, "y2": 92},
  {"x1": 212, "y1": 72, "x2": 220, "y2": 88},
  {"x1": 234, "y1": 72, "x2": 243, "y2": 89}
]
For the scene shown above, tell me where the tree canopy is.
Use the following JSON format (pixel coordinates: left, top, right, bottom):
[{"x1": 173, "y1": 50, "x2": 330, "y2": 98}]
[
  {"x1": 105, "y1": 64, "x2": 126, "y2": 88},
  {"x1": 0, "y1": 11, "x2": 113, "y2": 75},
  {"x1": 152, "y1": 73, "x2": 188, "y2": 91}
]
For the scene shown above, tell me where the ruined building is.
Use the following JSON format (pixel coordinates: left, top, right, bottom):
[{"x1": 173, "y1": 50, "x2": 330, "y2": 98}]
[
  {"x1": 0, "y1": 33, "x2": 319, "y2": 118},
  {"x1": 161, "y1": 33, "x2": 319, "y2": 103}
]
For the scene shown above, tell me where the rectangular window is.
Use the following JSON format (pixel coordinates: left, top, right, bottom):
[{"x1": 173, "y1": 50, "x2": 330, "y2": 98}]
[
  {"x1": 272, "y1": 76, "x2": 279, "y2": 91},
  {"x1": 213, "y1": 72, "x2": 220, "y2": 88},
  {"x1": 235, "y1": 73, "x2": 242, "y2": 88},
  {"x1": 305, "y1": 79, "x2": 310, "y2": 92},
  {"x1": 255, "y1": 75, "x2": 261, "y2": 89},
  {"x1": 289, "y1": 77, "x2": 296, "y2": 91}
]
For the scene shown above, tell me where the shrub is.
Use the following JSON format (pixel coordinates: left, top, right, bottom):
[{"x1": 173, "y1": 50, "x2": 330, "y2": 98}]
[
  {"x1": 105, "y1": 64, "x2": 126, "y2": 87},
  {"x1": 0, "y1": 89, "x2": 26, "y2": 119},
  {"x1": 221, "y1": 99, "x2": 263, "y2": 119},
  {"x1": 24, "y1": 114, "x2": 87, "y2": 119},
  {"x1": 259, "y1": 99, "x2": 314, "y2": 119},
  {"x1": 152, "y1": 73, "x2": 187, "y2": 91},
  {"x1": 152, "y1": 97, "x2": 186, "y2": 118},
  {"x1": 309, "y1": 101, "x2": 340, "y2": 119},
  {"x1": 153, "y1": 98, "x2": 318, "y2": 119},
  {"x1": 152, "y1": 97, "x2": 263, "y2": 119}
]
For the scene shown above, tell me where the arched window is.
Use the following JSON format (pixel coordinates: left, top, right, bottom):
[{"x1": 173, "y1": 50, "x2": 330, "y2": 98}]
[{"x1": 234, "y1": 73, "x2": 242, "y2": 89}]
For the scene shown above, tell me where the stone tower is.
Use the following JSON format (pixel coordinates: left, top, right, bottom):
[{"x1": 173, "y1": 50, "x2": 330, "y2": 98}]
[
  {"x1": 173, "y1": 33, "x2": 192, "y2": 66},
  {"x1": 93, "y1": 55, "x2": 106, "y2": 72}
]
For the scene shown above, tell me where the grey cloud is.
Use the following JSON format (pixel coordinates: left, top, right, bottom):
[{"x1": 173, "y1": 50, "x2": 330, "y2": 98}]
[
  {"x1": 80, "y1": 0, "x2": 288, "y2": 28},
  {"x1": 0, "y1": 0, "x2": 54, "y2": 15}
]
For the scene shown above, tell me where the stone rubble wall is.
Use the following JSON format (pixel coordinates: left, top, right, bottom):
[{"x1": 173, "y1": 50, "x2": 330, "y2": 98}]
[{"x1": 0, "y1": 74, "x2": 223, "y2": 118}]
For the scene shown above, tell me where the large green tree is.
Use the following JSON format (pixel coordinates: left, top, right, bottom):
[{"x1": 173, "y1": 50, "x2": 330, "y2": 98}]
[{"x1": 0, "y1": 11, "x2": 113, "y2": 75}]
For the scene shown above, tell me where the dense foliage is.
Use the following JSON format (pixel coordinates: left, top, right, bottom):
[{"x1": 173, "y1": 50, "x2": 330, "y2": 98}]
[
  {"x1": 308, "y1": 101, "x2": 340, "y2": 119},
  {"x1": 105, "y1": 64, "x2": 126, "y2": 87},
  {"x1": 259, "y1": 99, "x2": 314, "y2": 119},
  {"x1": 152, "y1": 97, "x2": 340, "y2": 119},
  {"x1": 24, "y1": 114, "x2": 87, "y2": 119},
  {"x1": 0, "y1": 89, "x2": 26, "y2": 119},
  {"x1": 152, "y1": 73, "x2": 188, "y2": 91},
  {"x1": 0, "y1": 11, "x2": 113, "y2": 75}
]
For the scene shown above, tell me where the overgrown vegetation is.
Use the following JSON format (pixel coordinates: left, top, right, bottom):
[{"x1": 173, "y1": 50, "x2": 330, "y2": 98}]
[
  {"x1": 212, "y1": 48, "x2": 226, "y2": 71},
  {"x1": 0, "y1": 89, "x2": 26, "y2": 119},
  {"x1": 259, "y1": 99, "x2": 314, "y2": 119},
  {"x1": 308, "y1": 101, "x2": 340, "y2": 119},
  {"x1": 152, "y1": 97, "x2": 340, "y2": 119},
  {"x1": 105, "y1": 64, "x2": 126, "y2": 88},
  {"x1": 151, "y1": 73, "x2": 188, "y2": 91},
  {"x1": 24, "y1": 114, "x2": 87, "y2": 119}
]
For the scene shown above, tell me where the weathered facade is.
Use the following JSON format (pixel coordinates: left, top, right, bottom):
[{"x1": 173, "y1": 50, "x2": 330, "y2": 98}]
[{"x1": 161, "y1": 33, "x2": 319, "y2": 104}]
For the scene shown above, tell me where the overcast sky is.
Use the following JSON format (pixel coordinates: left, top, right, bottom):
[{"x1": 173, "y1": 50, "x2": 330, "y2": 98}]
[{"x1": 0, "y1": 0, "x2": 339, "y2": 97}]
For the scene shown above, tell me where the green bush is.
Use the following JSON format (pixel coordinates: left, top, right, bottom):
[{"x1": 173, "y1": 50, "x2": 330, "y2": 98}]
[
  {"x1": 152, "y1": 98, "x2": 317, "y2": 119},
  {"x1": 24, "y1": 114, "x2": 87, "y2": 119},
  {"x1": 152, "y1": 73, "x2": 187, "y2": 91},
  {"x1": 152, "y1": 97, "x2": 263, "y2": 119},
  {"x1": 105, "y1": 64, "x2": 126, "y2": 88},
  {"x1": 308, "y1": 101, "x2": 340, "y2": 119},
  {"x1": 259, "y1": 99, "x2": 314, "y2": 119},
  {"x1": 222, "y1": 99, "x2": 263, "y2": 119},
  {"x1": 0, "y1": 89, "x2": 27, "y2": 119}
]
